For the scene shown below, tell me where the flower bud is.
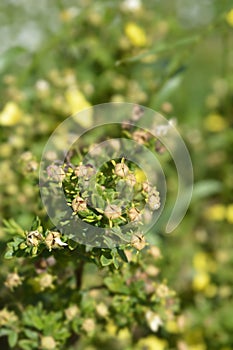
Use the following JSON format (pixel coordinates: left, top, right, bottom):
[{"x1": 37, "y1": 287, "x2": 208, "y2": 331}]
[
  {"x1": 114, "y1": 163, "x2": 129, "y2": 177},
  {"x1": 148, "y1": 189, "x2": 160, "y2": 210},
  {"x1": 131, "y1": 233, "x2": 146, "y2": 250},
  {"x1": 26, "y1": 230, "x2": 43, "y2": 247},
  {"x1": 125, "y1": 173, "x2": 137, "y2": 187},
  {"x1": 45, "y1": 231, "x2": 68, "y2": 251},
  {"x1": 41, "y1": 336, "x2": 56, "y2": 350},
  {"x1": 128, "y1": 207, "x2": 141, "y2": 221},
  {"x1": 4, "y1": 272, "x2": 23, "y2": 290},
  {"x1": 72, "y1": 196, "x2": 87, "y2": 212},
  {"x1": 104, "y1": 204, "x2": 122, "y2": 220}
]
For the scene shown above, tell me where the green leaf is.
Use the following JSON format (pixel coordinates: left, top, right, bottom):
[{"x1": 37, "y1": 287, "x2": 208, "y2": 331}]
[
  {"x1": 4, "y1": 249, "x2": 14, "y2": 259},
  {"x1": 0, "y1": 328, "x2": 11, "y2": 337},
  {"x1": 23, "y1": 328, "x2": 39, "y2": 341},
  {"x1": 104, "y1": 276, "x2": 129, "y2": 294},
  {"x1": 31, "y1": 217, "x2": 41, "y2": 231},
  {"x1": 192, "y1": 180, "x2": 222, "y2": 201},
  {"x1": 117, "y1": 248, "x2": 128, "y2": 263},
  {"x1": 100, "y1": 254, "x2": 113, "y2": 266},
  {"x1": 8, "y1": 330, "x2": 18, "y2": 348},
  {"x1": 18, "y1": 339, "x2": 37, "y2": 350}
]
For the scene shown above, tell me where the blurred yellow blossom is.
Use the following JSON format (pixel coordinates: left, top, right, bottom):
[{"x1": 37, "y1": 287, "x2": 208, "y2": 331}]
[
  {"x1": 165, "y1": 320, "x2": 180, "y2": 333},
  {"x1": 204, "y1": 283, "x2": 217, "y2": 298},
  {"x1": 65, "y1": 88, "x2": 93, "y2": 127},
  {"x1": 204, "y1": 113, "x2": 227, "y2": 132},
  {"x1": 0, "y1": 308, "x2": 18, "y2": 326},
  {"x1": 204, "y1": 204, "x2": 225, "y2": 221},
  {"x1": 0, "y1": 102, "x2": 22, "y2": 126},
  {"x1": 41, "y1": 336, "x2": 56, "y2": 350},
  {"x1": 136, "y1": 335, "x2": 167, "y2": 350},
  {"x1": 226, "y1": 8, "x2": 233, "y2": 27},
  {"x1": 193, "y1": 252, "x2": 209, "y2": 271},
  {"x1": 226, "y1": 204, "x2": 233, "y2": 223},
  {"x1": 60, "y1": 7, "x2": 79, "y2": 22},
  {"x1": 192, "y1": 271, "x2": 210, "y2": 291},
  {"x1": 135, "y1": 168, "x2": 147, "y2": 182},
  {"x1": 125, "y1": 22, "x2": 147, "y2": 47}
]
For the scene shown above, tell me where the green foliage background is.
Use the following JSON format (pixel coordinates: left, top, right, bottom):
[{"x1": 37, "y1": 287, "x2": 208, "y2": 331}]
[{"x1": 0, "y1": 0, "x2": 233, "y2": 349}]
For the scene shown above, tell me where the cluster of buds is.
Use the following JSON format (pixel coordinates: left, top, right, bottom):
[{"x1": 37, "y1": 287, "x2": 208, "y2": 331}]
[{"x1": 63, "y1": 155, "x2": 161, "y2": 235}]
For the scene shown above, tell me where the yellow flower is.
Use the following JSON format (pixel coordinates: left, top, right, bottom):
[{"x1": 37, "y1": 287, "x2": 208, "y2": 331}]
[
  {"x1": 125, "y1": 22, "x2": 147, "y2": 47},
  {"x1": 204, "y1": 204, "x2": 225, "y2": 221},
  {"x1": 65, "y1": 88, "x2": 93, "y2": 128},
  {"x1": 165, "y1": 320, "x2": 179, "y2": 334},
  {"x1": 135, "y1": 168, "x2": 147, "y2": 183},
  {"x1": 226, "y1": 8, "x2": 233, "y2": 27},
  {"x1": 60, "y1": 7, "x2": 78, "y2": 22},
  {"x1": 136, "y1": 336, "x2": 167, "y2": 350},
  {"x1": 0, "y1": 102, "x2": 22, "y2": 126},
  {"x1": 204, "y1": 113, "x2": 227, "y2": 132},
  {"x1": 193, "y1": 252, "x2": 209, "y2": 271},
  {"x1": 192, "y1": 271, "x2": 210, "y2": 291},
  {"x1": 226, "y1": 204, "x2": 233, "y2": 223},
  {"x1": 204, "y1": 283, "x2": 217, "y2": 298},
  {"x1": 41, "y1": 336, "x2": 56, "y2": 350}
]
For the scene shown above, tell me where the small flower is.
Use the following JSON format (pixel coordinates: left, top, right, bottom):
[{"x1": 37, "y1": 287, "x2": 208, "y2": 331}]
[
  {"x1": 0, "y1": 308, "x2": 18, "y2": 326},
  {"x1": 104, "y1": 204, "x2": 122, "y2": 220},
  {"x1": 82, "y1": 318, "x2": 96, "y2": 333},
  {"x1": 41, "y1": 336, "x2": 56, "y2": 350},
  {"x1": 96, "y1": 302, "x2": 109, "y2": 318},
  {"x1": 4, "y1": 272, "x2": 23, "y2": 291},
  {"x1": 142, "y1": 181, "x2": 151, "y2": 192},
  {"x1": 34, "y1": 273, "x2": 56, "y2": 292},
  {"x1": 226, "y1": 204, "x2": 233, "y2": 223},
  {"x1": 47, "y1": 164, "x2": 66, "y2": 182},
  {"x1": 156, "y1": 284, "x2": 170, "y2": 298},
  {"x1": 137, "y1": 335, "x2": 167, "y2": 350},
  {"x1": 65, "y1": 88, "x2": 93, "y2": 128},
  {"x1": 125, "y1": 22, "x2": 147, "y2": 47},
  {"x1": 131, "y1": 104, "x2": 144, "y2": 121},
  {"x1": 148, "y1": 189, "x2": 160, "y2": 210},
  {"x1": 125, "y1": 173, "x2": 137, "y2": 187},
  {"x1": 26, "y1": 230, "x2": 43, "y2": 247},
  {"x1": 65, "y1": 305, "x2": 80, "y2": 321},
  {"x1": 114, "y1": 162, "x2": 129, "y2": 177},
  {"x1": 204, "y1": 204, "x2": 225, "y2": 221},
  {"x1": 226, "y1": 8, "x2": 233, "y2": 27},
  {"x1": 72, "y1": 196, "x2": 87, "y2": 212},
  {"x1": 128, "y1": 207, "x2": 141, "y2": 221},
  {"x1": 192, "y1": 271, "x2": 210, "y2": 291},
  {"x1": 0, "y1": 102, "x2": 22, "y2": 126},
  {"x1": 131, "y1": 233, "x2": 146, "y2": 250},
  {"x1": 149, "y1": 246, "x2": 162, "y2": 259},
  {"x1": 45, "y1": 231, "x2": 68, "y2": 251},
  {"x1": 35, "y1": 79, "x2": 50, "y2": 98},
  {"x1": 132, "y1": 130, "x2": 151, "y2": 144},
  {"x1": 145, "y1": 311, "x2": 163, "y2": 332},
  {"x1": 204, "y1": 113, "x2": 227, "y2": 132},
  {"x1": 75, "y1": 164, "x2": 95, "y2": 179}
]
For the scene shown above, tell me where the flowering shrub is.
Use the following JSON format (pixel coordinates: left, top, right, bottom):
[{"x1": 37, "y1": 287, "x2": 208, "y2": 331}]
[{"x1": 0, "y1": 1, "x2": 233, "y2": 350}]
